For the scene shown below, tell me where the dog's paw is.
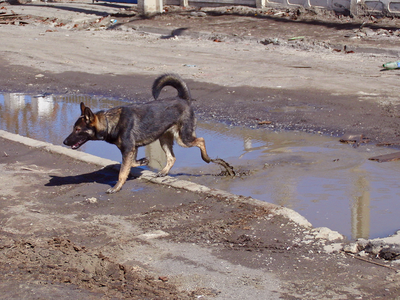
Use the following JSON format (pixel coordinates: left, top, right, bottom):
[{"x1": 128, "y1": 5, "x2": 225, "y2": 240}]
[
  {"x1": 106, "y1": 186, "x2": 121, "y2": 194},
  {"x1": 155, "y1": 172, "x2": 167, "y2": 178}
]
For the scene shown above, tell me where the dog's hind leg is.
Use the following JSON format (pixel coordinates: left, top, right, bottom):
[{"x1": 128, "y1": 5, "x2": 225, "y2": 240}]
[
  {"x1": 157, "y1": 131, "x2": 176, "y2": 177},
  {"x1": 188, "y1": 137, "x2": 211, "y2": 163},
  {"x1": 177, "y1": 117, "x2": 212, "y2": 164},
  {"x1": 179, "y1": 129, "x2": 212, "y2": 164}
]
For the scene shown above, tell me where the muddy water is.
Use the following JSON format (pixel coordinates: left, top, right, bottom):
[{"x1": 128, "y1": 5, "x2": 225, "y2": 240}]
[{"x1": 1, "y1": 92, "x2": 400, "y2": 240}]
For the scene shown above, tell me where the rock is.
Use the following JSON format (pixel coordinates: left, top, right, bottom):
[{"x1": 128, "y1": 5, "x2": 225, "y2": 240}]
[
  {"x1": 343, "y1": 242, "x2": 359, "y2": 254},
  {"x1": 365, "y1": 242, "x2": 384, "y2": 255},
  {"x1": 356, "y1": 238, "x2": 368, "y2": 250},
  {"x1": 379, "y1": 247, "x2": 400, "y2": 260},
  {"x1": 312, "y1": 227, "x2": 344, "y2": 241},
  {"x1": 85, "y1": 197, "x2": 98, "y2": 204},
  {"x1": 324, "y1": 243, "x2": 343, "y2": 253}
]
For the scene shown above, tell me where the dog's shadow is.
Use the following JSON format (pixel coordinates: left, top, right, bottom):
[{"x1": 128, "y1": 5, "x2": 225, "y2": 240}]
[
  {"x1": 46, "y1": 164, "x2": 223, "y2": 189},
  {"x1": 45, "y1": 165, "x2": 121, "y2": 188}
]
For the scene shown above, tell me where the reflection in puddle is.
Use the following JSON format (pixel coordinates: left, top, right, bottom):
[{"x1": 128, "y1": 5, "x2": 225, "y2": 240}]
[{"x1": 1, "y1": 92, "x2": 400, "y2": 240}]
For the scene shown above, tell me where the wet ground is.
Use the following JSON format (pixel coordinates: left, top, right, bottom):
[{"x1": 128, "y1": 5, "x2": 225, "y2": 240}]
[
  {"x1": 3, "y1": 129, "x2": 400, "y2": 300},
  {"x1": 2, "y1": 92, "x2": 400, "y2": 241}
]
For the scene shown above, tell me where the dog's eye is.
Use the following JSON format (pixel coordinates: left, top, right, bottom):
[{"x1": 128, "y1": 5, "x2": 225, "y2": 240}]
[{"x1": 75, "y1": 128, "x2": 81, "y2": 133}]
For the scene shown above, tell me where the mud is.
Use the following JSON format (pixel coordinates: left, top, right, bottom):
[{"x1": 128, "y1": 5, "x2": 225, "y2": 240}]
[{"x1": 0, "y1": 237, "x2": 188, "y2": 299}]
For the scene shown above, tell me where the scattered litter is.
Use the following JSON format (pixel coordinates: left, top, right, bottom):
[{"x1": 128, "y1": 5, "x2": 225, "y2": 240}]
[
  {"x1": 35, "y1": 74, "x2": 44, "y2": 78},
  {"x1": 158, "y1": 276, "x2": 168, "y2": 282},
  {"x1": 183, "y1": 64, "x2": 197, "y2": 67},
  {"x1": 136, "y1": 230, "x2": 170, "y2": 240},
  {"x1": 288, "y1": 36, "x2": 305, "y2": 41},
  {"x1": 258, "y1": 120, "x2": 272, "y2": 125},
  {"x1": 260, "y1": 38, "x2": 280, "y2": 45},
  {"x1": 339, "y1": 133, "x2": 369, "y2": 147},
  {"x1": 382, "y1": 61, "x2": 400, "y2": 69},
  {"x1": 0, "y1": 12, "x2": 26, "y2": 25},
  {"x1": 85, "y1": 197, "x2": 98, "y2": 204},
  {"x1": 368, "y1": 152, "x2": 400, "y2": 162},
  {"x1": 190, "y1": 11, "x2": 207, "y2": 17},
  {"x1": 333, "y1": 45, "x2": 355, "y2": 54},
  {"x1": 376, "y1": 141, "x2": 400, "y2": 147}
]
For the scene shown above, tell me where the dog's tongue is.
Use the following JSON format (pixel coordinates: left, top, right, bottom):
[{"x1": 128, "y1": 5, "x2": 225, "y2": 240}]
[{"x1": 72, "y1": 143, "x2": 80, "y2": 149}]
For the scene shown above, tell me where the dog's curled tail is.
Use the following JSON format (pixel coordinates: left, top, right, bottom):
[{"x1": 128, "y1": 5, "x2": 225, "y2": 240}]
[{"x1": 152, "y1": 73, "x2": 192, "y2": 102}]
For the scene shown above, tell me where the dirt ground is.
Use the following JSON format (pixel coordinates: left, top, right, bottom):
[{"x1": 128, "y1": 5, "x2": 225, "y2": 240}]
[{"x1": 2, "y1": 1, "x2": 400, "y2": 299}]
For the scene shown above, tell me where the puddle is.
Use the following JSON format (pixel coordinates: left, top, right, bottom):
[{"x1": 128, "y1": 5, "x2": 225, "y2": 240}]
[{"x1": 1, "y1": 92, "x2": 400, "y2": 240}]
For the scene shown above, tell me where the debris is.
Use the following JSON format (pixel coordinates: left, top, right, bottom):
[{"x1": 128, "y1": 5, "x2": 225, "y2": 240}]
[
  {"x1": 368, "y1": 152, "x2": 400, "y2": 162},
  {"x1": 376, "y1": 141, "x2": 400, "y2": 147},
  {"x1": 0, "y1": 13, "x2": 24, "y2": 25},
  {"x1": 312, "y1": 227, "x2": 344, "y2": 241},
  {"x1": 85, "y1": 197, "x2": 98, "y2": 204},
  {"x1": 379, "y1": 247, "x2": 400, "y2": 260},
  {"x1": 190, "y1": 11, "x2": 207, "y2": 17},
  {"x1": 136, "y1": 230, "x2": 170, "y2": 240},
  {"x1": 347, "y1": 253, "x2": 399, "y2": 271},
  {"x1": 340, "y1": 133, "x2": 362, "y2": 143},
  {"x1": 383, "y1": 61, "x2": 400, "y2": 69},
  {"x1": 258, "y1": 120, "x2": 272, "y2": 125},
  {"x1": 343, "y1": 242, "x2": 360, "y2": 254},
  {"x1": 158, "y1": 276, "x2": 168, "y2": 282},
  {"x1": 333, "y1": 45, "x2": 355, "y2": 54},
  {"x1": 260, "y1": 38, "x2": 280, "y2": 45},
  {"x1": 324, "y1": 243, "x2": 344, "y2": 253},
  {"x1": 339, "y1": 133, "x2": 369, "y2": 147},
  {"x1": 0, "y1": 14, "x2": 18, "y2": 19},
  {"x1": 288, "y1": 36, "x2": 305, "y2": 41}
]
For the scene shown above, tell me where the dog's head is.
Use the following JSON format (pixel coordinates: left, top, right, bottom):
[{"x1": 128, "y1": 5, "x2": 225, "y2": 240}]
[{"x1": 63, "y1": 102, "x2": 98, "y2": 150}]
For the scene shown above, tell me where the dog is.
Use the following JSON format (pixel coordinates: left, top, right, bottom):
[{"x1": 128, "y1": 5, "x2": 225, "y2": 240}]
[{"x1": 63, "y1": 73, "x2": 212, "y2": 193}]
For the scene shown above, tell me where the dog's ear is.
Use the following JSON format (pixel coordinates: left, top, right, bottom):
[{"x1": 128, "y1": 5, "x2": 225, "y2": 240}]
[
  {"x1": 83, "y1": 106, "x2": 95, "y2": 124},
  {"x1": 80, "y1": 102, "x2": 86, "y2": 115},
  {"x1": 83, "y1": 107, "x2": 95, "y2": 124}
]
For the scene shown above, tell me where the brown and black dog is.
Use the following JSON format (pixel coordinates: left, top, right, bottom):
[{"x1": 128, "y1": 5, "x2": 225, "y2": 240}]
[{"x1": 63, "y1": 73, "x2": 213, "y2": 193}]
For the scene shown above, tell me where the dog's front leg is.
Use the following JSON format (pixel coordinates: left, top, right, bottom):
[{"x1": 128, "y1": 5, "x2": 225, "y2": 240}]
[{"x1": 107, "y1": 150, "x2": 135, "y2": 194}]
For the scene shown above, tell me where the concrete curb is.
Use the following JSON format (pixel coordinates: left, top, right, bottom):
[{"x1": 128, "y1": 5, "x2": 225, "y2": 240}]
[{"x1": 0, "y1": 129, "x2": 312, "y2": 228}]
